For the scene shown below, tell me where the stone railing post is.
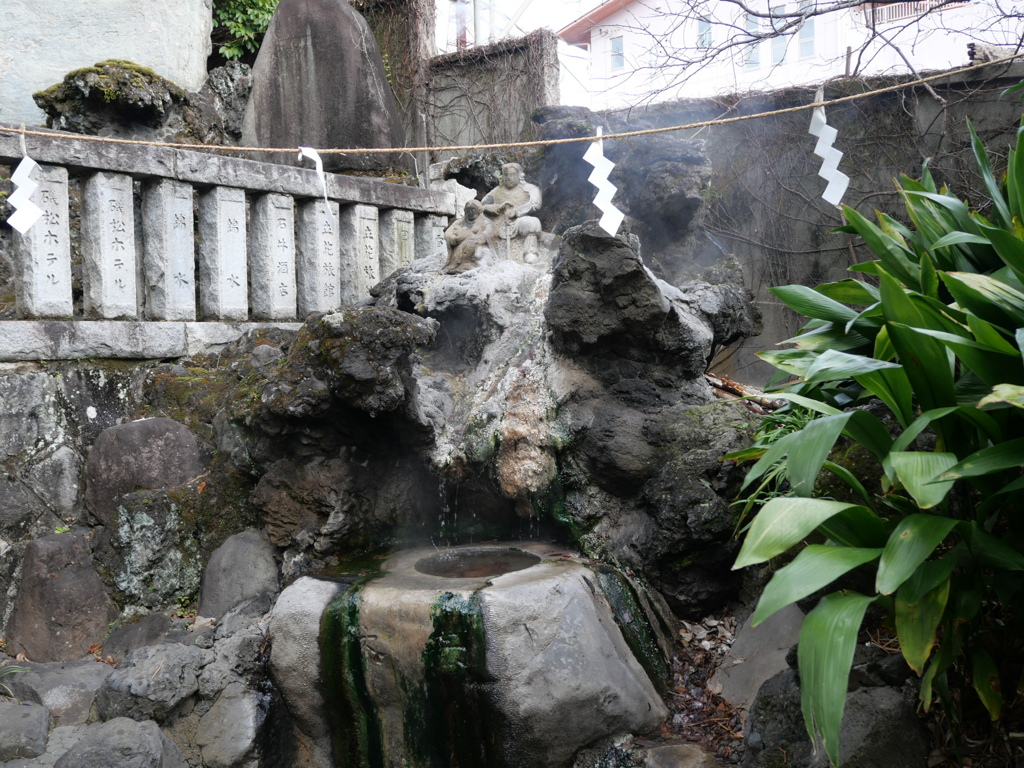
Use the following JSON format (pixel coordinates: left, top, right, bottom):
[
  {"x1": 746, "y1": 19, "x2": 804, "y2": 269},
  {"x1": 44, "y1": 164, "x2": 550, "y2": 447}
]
[
  {"x1": 142, "y1": 179, "x2": 196, "y2": 321},
  {"x1": 415, "y1": 214, "x2": 449, "y2": 265},
  {"x1": 379, "y1": 209, "x2": 415, "y2": 277},
  {"x1": 297, "y1": 200, "x2": 342, "y2": 317},
  {"x1": 250, "y1": 193, "x2": 297, "y2": 321},
  {"x1": 339, "y1": 204, "x2": 379, "y2": 306},
  {"x1": 13, "y1": 164, "x2": 72, "y2": 319},
  {"x1": 82, "y1": 172, "x2": 138, "y2": 319},
  {"x1": 198, "y1": 186, "x2": 249, "y2": 321}
]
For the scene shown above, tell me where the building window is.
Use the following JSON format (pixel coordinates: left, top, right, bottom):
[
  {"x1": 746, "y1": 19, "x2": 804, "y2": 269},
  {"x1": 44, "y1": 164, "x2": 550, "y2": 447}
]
[
  {"x1": 745, "y1": 14, "x2": 760, "y2": 68},
  {"x1": 697, "y1": 17, "x2": 712, "y2": 49},
  {"x1": 610, "y1": 36, "x2": 625, "y2": 70},
  {"x1": 799, "y1": 1, "x2": 815, "y2": 58},
  {"x1": 771, "y1": 6, "x2": 787, "y2": 64}
]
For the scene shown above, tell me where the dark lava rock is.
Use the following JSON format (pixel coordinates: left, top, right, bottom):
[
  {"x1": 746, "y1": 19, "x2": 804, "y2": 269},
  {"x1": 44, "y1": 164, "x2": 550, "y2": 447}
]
[
  {"x1": 6, "y1": 533, "x2": 118, "y2": 662},
  {"x1": 54, "y1": 717, "x2": 188, "y2": 768},
  {"x1": 197, "y1": 529, "x2": 279, "y2": 619},
  {"x1": 95, "y1": 644, "x2": 204, "y2": 724},
  {"x1": 241, "y1": 0, "x2": 407, "y2": 173},
  {"x1": 2, "y1": 658, "x2": 114, "y2": 726},
  {"x1": 102, "y1": 614, "x2": 173, "y2": 664},
  {"x1": 0, "y1": 701, "x2": 49, "y2": 761}
]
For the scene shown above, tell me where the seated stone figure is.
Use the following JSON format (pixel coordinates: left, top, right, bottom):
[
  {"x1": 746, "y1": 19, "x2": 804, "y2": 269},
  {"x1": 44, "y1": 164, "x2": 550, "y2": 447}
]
[
  {"x1": 481, "y1": 163, "x2": 542, "y2": 263},
  {"x1": 443, "y1": 199, "x2": 495, "y2": 273}
]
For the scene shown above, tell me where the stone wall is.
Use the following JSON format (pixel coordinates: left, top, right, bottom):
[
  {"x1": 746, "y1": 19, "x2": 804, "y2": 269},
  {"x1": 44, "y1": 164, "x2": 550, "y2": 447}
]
[
  {"x1": 0, "y1": 0, "x2": 213, "y2": 127},
  {"x1": 426, "y1": 30, "x2": 560, "y2": 165},
  {"x1": 604, "y1": 61, "x2": 1024, "y2": 384}
]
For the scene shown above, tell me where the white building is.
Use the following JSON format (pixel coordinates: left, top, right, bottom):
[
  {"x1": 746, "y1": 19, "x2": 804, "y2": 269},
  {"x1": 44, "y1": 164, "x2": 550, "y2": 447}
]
[{"x1": 558, "y1": 0, "x2": 1023, "y2": 109}]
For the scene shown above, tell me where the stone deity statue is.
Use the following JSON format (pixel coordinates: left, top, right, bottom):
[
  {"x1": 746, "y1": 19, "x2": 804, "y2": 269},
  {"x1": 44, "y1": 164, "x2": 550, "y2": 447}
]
[
  {"x1": 443, "y1": 199, "x2": 496, "y2": 273},
  {"x1": 481, "y1": 163, "x2": 542, "y2": 263}
]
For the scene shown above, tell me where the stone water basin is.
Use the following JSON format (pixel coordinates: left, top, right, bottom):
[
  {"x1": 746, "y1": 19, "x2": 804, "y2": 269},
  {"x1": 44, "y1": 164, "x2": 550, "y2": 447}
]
[{"x1": 270, "y1": 542, "x2": 671, "y2": 768}]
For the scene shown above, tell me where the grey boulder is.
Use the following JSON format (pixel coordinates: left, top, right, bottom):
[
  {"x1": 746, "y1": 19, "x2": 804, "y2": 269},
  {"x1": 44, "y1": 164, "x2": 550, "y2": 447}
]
[
  {"x1": 0, "y1": 702, "x2": 49, "y2": 761},
  {"x1": 198, "y1": 529, "x2": 279, "y2": 619},
  {"x1": 1, "y1": 659, "x2": 114, "y2": 726},
  {"x1": 95, "y1": 644, "x2": 206, "y2": 724},
  {"x1": 53, "y1": 717, "x2": 188, "y2": 768}
]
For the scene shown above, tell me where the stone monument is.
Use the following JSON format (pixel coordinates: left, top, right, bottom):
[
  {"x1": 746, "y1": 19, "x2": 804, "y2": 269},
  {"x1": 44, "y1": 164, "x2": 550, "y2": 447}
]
[
  {"x1": 443, "y1": 199, "x2": 496, "y2": 273},
  {"x1": 481, "y1": 163, "x2": 543, "y2": 263},
  {"x1": 240, "y1": 0, "x2": 407, "y2": 174}
]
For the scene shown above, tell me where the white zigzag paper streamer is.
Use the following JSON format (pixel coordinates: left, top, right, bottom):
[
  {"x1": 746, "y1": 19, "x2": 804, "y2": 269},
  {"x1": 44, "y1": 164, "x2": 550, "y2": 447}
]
[
  {"x1": 582, "y1": 127, "x2": 625, "y2": 236},
  {"x1": 298, "y1": 146, "x2": 333, "y2": 217},
  {"x1": 808, "y1": 93, "x2": 849, "y2": 207},
  {"x1": 6, "y1": 156, "x2": 43, "y2": 234}
]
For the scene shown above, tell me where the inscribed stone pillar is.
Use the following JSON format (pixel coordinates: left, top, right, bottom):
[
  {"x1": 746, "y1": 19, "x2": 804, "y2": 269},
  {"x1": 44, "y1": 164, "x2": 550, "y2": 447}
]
[
  {"x1": 82, "y1": 172, "x2": 137, "y2": 319},
  {"x1": 198, "y1": 187, "x2": 249, "y2": 321},
  {"x1": 240, "y1": 0, "x2": 407, "y2": 173},
  {"x1": 296, "y1": 200, "x2": 342, "y2": 317},
  {"x1": 143, "y1": 179, "x2": 196, "y2": 321},
  {"x1": 13, "y1": 164, "x2": 72, "y2": 319},
  {"x1": 338, "y1": 204, "x2": 379, "y2": 306},
  {"x1": 379, "y1": 209, "x2": 415, "y2": 278},
  {"x1": 415, "y1": 214, "x2": 449, "y2": 265},
  {"x1": 250, "y1": 194, "x2": 297, "y2": 321}
]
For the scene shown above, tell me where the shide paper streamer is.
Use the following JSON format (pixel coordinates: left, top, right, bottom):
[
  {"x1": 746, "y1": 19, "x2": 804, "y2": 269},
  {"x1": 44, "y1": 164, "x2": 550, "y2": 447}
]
[
  {"x1": 808, "y1": 90, "x2": 850, "y2": 207},
  {"x1": 298, "y1": 146, "x2": 333, "y2": 219},
  {"x1": 582, "y1": 127, "x2": 625, "y2": 236},
  {"x1": 7, "y1": 156, "x2": 43, "y2": 234}
]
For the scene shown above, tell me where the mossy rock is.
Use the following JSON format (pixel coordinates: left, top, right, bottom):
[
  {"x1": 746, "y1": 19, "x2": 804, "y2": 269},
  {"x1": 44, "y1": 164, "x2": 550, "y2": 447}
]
[{"x1": 33, "y1": 60, "x2": 187, "y2": 134}]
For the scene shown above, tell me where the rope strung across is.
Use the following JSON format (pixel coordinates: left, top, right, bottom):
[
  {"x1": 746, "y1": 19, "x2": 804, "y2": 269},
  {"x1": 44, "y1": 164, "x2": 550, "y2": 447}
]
[{"x1": 1, "y1": 53, "x2": 1021, "y2": 156}]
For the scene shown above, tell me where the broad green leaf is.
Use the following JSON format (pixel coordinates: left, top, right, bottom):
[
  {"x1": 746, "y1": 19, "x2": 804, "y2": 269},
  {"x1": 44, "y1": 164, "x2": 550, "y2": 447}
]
[
  {"x1": 930, "y1": 232, "x2": 991, "y2": 249},
  {"x1": 943, "y1": 272, "x2": 1024, "y2": 328},
  {"x1": 804, "y1": 350, "x2": 900, "y2": 386},
  {"x1": 814, "y1": 279, "x2": 880, "y2": 306},
  {"x1": 752, "y1": 545, "x2": 882, "y2": 626},
  {"x1": 971, "y1": 647, "x2": 1003, "y2": 721},
  {"x1": 970, "y1": 121, "x2": 1012, "y2": 229},
  {"x1": 978, "y1": 383, "x2": 1024, "y2": 409},
  {"x1": 842, "y1": 409, "x2": 895, "y2": 463},
  {"x1": 901, "y1": 325, "x2": 1023, "y2": 387},
  {"x1": 758, "y1": 348, "x2": 819, "y2": 377},
  {"x1": 876, "y1": 515, "x2": 959, "y2": 595},
  {"x1": 754, "y1": 392, "x2": 843, "y2": 416},
  {"x1": 940, "y1": 438, "x2": 1024, "y2": 480},
  {"x1": 799, "y1": 592, "x2": 877, "y2": 766},
  {"x1": 772, "y1": 285, "x2": 858, "y2": 324},
  {"x1": 961, "y1": 522, "x2": 1024, "y2": 570},
  {"x1": 821, "y1": 460, "x2": 872, "y2": 505},
  {"x1": 920, "y1": 250, "x2": 939, "y2": 299},
  {"x1": 873, "y1": 324, "x2": 896, "y2": 361},
  {"x1": 889, "y1": 452, "x2": 957, "y2": 509},
  {"x1": 896, "y1": 575, "x2": 949, "y2": 673},
  {"x1": 842, "y1": 206, "x2": 920, "y2": 288},
  {"x1": 733, "y1": 498, "x2": 870, "y2": 569},
  {"x1": 817, "y1": 505, "x2": 891, "y2": 549},
  {"x1": 980, "y1": 225, "x2": 1024, "y2": 286},
  {"x1": 855, "y1": 367, "x2": 913, "y2": 428},
  {"x1": 967, "y1": 314, "x2": 1019, "y2": 353}
]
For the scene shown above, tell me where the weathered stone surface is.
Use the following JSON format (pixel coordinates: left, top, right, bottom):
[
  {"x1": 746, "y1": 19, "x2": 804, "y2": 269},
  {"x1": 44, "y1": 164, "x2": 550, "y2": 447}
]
[
  {"x1": 101, "y1": 614, "x2": 173, "y2": 664},
  {"x1": 2, "y1": 659, "x2": 114, "y2": 726},
  {"x1": 709, "y1": 605, "x2": 803, "y2": 721},
  {"x1": 197, "y1": 628, "x2": 266, "y2": 699},
  {"x1": 296, "y1": 200, "x2": 342, "y2": 316},
  {"x1": 84, "y1": 418, "x2": 203, "y2": 526},
  {"x1": 143, "y1": 179, "x2": 195, "y2": 321},
  {"x1": 82, "y1": 171, "x2": 138, "y2": 319},
  {"x1": 197, "y1": 530, "x2": 278, "y2": 619},
  {"x1": 95, "y1": 644, "x2": 205, "y2": 724},
  {"x1": 52, "y1": 717, "x2": 189, "y2": 768},
  {"x1": 0, "y1": 133, "x2": 454, "y2": 215},
  {"x1": 0, "y1": 0, "x2": 211, "y2": 126},
  {"x1": 0, "y1": 702, "x2": 49, "y2": 761},
  {"x1": 6, "y1": 533, "x2": 118, "y2": 662},
  {"x1": 744, "y1": 669, "x2": 930, "y2": 768},
  {"x1": 379, "y1": 209, "x2": 415, "y2": 278},
  {"x1": 196, "y1": 682, "x2": 264, "y2": 768},
  {"x1": 267, "y1": 577, "x2": 344, "y2": 768},
  {"x1": 101, "y1": 491, "x2": 203, "y2": 615},
  {"x1": 241, "y1": 0, "x2": 406, "y2": 173},
  {"x1": 4, "y1": 724, "x2": 88, "y2": 768},
  {"x1": 338, "y1": 204, "x2": 379, "y2": 306},
  {"x1": 12, "y1": 164, "x2": 72, "y2": 320},
  {"x1": 250, "y1": 193, "x2": 297, "y2": 321}
]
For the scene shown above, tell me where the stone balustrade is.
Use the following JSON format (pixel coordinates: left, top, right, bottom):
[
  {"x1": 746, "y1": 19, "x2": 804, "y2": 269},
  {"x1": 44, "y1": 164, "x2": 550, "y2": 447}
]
[{"x1": 0, "y1": 128, "x2": 454, "y2": 360}]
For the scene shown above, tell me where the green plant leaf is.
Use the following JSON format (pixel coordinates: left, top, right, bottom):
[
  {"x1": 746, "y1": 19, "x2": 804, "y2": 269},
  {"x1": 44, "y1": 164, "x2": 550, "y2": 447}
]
[
  {"x1": 734, "y1": 498, "x2": 870, "y2": 569},
  {"x1": 876, "y1": 514, "x2": 960, "y2": 595},
  {"x1": 854, "y1": 367, "x2": 913, "y2": 428},
  {"x1": 814, "y1": 279, "x2": 880, "y2": 306},
  {"x1": 787, "y1": 414, "x2": 857, "y2": 496},
  {"x1": 970, "y1": 121, "x2": 1012, "y2": 230},
  {"x1": 978, "y1": 383, "x2": 1024, "y2": 409},
  {"x1": 961, "y1": 522, "x2": 1024, "y2": 570},
  {"x1": 752, "y1": 546, "x2": 882, "y2": 626},
  {"x1": 978, "y1": 225, "x2": 1024, "y2": 286},
  {"x1": 930, "y1": 232, "x2": 991, "y2": 249},
  {"x1": 896, "y1": 574, "x2": 949, "y2": 673},
  {"x1": 940, "y1": 437, "x2": 1024, "y2": 479},
  {"x1": 943, "y1": 272, "x2": 1024, "y2": 328},
  {"x1": 804, "y1": 350, "x2": 902, "y2": 384},
  {"x1": 899, "y1": 325, "x2": 1023, "y2": 387},
  {"x1": 842, "y1": 206, "x2": 921, "y2": 289},
  {"x1": 817, "y1": 505, "x2": 891, "y2": 549},
  {"x1": 889, "y1": 452, "x2": 957, "y2": 508},
  {"x1": 971, "y1": 647, "x2": 1003, "y2": 720},
  {"x1": 799, "y1": 592, "x2": 877, "y2": 766},
  {"x1": 772, "y1": 285, "x2": 859, "y2": 325},
  {"x1": 821, "y1": 460, "x2": 873, "y2": 505}
]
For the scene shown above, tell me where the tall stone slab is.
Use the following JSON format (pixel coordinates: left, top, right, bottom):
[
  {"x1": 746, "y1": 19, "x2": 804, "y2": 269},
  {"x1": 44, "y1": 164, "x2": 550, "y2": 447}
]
[
  {"x1": 240, "y1": 0, "x2": 407, "y2": 173},
  {"x1": 13, "y1": 164, "x2": 72, "y2": 319},
  {"x1": 379, "y1": 209, "x2": 415, "y2": 278},
  {"x1": 338, "y1": 204, "x2": 379, "y2": 305},
  {"x1": 296, "y1": 200, "x2": 342, "y2": 317},
  {"x1": 0, "y1": 0, "x2": 212, "y2": 127},
  {"x1": 82, "y1": 172, "x2": 137, "y2": 319},
  {"x1": 415, "y1": 214, "x2": 449, "y2": 265},
  {"x1": 198, "y1": 187, "x2": 249, "y2": 321},
  {"x1": 250, "y1": 194, "x2": 297, "y2": 321},
  {"x1": 142, "y1": 179, "x2": 196, "y2": 321}
]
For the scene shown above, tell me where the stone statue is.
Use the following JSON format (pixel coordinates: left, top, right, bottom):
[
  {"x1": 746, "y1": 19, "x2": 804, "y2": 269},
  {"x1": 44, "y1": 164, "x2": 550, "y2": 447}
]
[
  {"x1": 443, "y1": 200, "x2": 495, "y2": 273},
  {"x1": 481, "y1": 163, "x2": 542, "y2": 263}
]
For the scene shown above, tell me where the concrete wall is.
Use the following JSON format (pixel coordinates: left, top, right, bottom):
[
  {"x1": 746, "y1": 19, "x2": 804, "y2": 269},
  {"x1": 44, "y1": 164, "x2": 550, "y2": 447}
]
[
  {"x1": 606, "y1": 62, "x2": 1024, "y2": 384},
  {"x1": 425, "y1": 29, "x2": 560, "y2": 164},
  {"x1": 0, "y1": 0, "x2": 213, "y2": 127}
]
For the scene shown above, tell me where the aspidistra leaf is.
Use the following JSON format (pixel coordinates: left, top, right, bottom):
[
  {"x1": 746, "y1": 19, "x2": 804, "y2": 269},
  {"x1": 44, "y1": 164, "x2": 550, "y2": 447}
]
[
  {"x1": 876, "y1": 514, "x2": 959, "y2": 595},
  {"x1": 734, "y1": 498, "x2": 869, "y2": 569}
]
